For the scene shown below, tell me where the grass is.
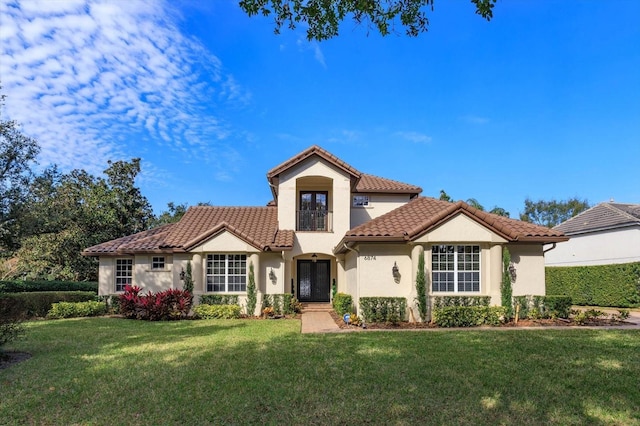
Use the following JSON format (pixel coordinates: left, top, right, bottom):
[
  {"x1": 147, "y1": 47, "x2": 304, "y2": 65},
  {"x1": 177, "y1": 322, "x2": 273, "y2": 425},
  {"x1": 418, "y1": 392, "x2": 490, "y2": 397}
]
[{"x1": 1, "y1": 318, "x2": 640, "y2": 425}]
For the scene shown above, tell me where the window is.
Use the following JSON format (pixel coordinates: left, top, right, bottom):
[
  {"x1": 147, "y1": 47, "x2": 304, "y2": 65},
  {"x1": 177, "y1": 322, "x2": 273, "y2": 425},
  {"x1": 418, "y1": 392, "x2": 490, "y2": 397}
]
[
  {"x1": 115, "y1": 258, "x2": 133, "y2": 292},
  {"x1": 352, "y1": 195, "x2": 370, "y2": 207},
  {"x1": 151, "y1": 256, "x2": 165, "y2": 270},
  {"x1": 431, "y1": 245, "x2": 480, "y2": 292},
  {"x1": 206, "y1": 254, "x2": 247, "y2": 292}
]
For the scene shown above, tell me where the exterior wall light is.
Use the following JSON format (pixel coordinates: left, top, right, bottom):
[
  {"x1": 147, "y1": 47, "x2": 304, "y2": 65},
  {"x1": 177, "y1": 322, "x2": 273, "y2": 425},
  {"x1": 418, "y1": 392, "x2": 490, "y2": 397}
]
[
  {"x1": 269, "y1": 268, "x2": 277, "y2": 285},
  {"x1": 179, "y1": 268, "x2": 185, "y2": 281},
  {"x1": 392, "y1": 262, "x2": 401, "y2": 283},
  {"x1": 311, "y1": 253, "x2": 318, "y2": 263}
]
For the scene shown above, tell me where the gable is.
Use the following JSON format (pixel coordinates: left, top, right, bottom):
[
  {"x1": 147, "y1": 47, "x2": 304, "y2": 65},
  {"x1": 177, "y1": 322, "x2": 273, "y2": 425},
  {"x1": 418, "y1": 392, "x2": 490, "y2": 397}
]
[
  {"x1": 188, "y1": 230, "x2": 261, "y2": 253},
  {"x1": 414, "y1": 213, "x2": 508, "y2": 244},
  {"x1": 280, "y1": 156, "x2": 354, "y2": 184}
]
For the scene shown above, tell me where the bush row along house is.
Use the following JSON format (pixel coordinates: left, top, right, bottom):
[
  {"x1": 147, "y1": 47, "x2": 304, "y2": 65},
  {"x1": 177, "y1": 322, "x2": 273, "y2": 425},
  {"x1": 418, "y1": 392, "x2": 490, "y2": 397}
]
[{"x1": 83, "y1": 146, "x2": 567, "y2": 318}]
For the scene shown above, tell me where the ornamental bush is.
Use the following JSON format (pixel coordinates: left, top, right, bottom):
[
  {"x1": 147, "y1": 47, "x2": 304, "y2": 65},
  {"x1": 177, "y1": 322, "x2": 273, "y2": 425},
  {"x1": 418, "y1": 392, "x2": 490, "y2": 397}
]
[
  {"x1": 512, "y1": 295, "x2": 572, "y2": 319},
  {"x1": 47, "y1": 301, "x2": 107, "y2": 319},
  {"x1": 359, "y1": 297, "x2": 407, "y2": 324},
  {"x1": 332, "y1": 293, "x2": 353, "y2": 316},
  {"x1": 432, "y1": 296, "x2": 491, "y2": 308},
  {"x1": 119, "y1": 286, "x2": 192, "y2": 321},
  {"x1": 0, "y1": 296, "x2": 25, "y2": 350},
  {"x1": 1, "y1": 291, "x2": 97, "y2": 318},
  {"x1": 432, "y1": 306, "x2": 507, "y2": 327},
  {"x1": 0, "y1": 280, "x2": 98, "y2": 294},
  {"x1": 199, "y1": 294, "x2": 239, "y2": 306},
  {"x1": 193, "y1": 304, "x2": 242, "y2": 319},
  {"x1": 546, "y1": 262, "x2": 640, "y2": 307}
]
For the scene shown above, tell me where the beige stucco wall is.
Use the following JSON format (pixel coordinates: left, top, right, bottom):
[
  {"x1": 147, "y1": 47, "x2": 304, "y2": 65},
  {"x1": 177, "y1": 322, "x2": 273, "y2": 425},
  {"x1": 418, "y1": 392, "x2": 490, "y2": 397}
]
[
  {"x1": 509, "y1": 244, "x2": 545, "y2": 296},
  {"x1": 350, "y1": 194, "x2": 412, "y2": 228},
  {"x1": 97, "y1": 254, "x2": 174, "y2": 295},
  {"x1": 277, "y1": 157, "x2": 352, "y2": 257},
  {"x1": 545, "y1": 227, "x2": 640, "y2": 266},
  {"x1": 414, "y1": 213, "x2": 508, "y2": 244}
]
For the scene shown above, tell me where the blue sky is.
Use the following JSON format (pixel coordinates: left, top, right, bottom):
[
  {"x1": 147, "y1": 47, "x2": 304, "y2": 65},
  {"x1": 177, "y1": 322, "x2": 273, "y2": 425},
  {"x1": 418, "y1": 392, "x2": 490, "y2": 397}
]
[{"x1": 1, "y1": 0, "x2": 639, "y2": 218}]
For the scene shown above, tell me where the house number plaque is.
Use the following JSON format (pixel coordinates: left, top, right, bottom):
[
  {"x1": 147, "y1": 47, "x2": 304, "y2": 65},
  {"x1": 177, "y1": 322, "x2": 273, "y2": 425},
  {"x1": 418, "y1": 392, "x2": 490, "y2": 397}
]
[{"x1": 363, "y1": 256, "x2": 377, "y2": 261}]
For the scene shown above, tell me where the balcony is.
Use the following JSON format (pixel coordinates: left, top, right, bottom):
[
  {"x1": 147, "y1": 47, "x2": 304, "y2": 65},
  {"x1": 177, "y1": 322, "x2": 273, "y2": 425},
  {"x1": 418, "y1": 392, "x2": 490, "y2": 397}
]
[{"x1": 297, "y1": 210, "x2": 332, "y2": 232}]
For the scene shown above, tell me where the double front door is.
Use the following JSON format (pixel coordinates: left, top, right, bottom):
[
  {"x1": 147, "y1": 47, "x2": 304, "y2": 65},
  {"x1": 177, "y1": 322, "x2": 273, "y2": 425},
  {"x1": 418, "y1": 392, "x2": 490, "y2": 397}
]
[{"x1": 297, "y1": 260, "x2": 330, "y2": 302}]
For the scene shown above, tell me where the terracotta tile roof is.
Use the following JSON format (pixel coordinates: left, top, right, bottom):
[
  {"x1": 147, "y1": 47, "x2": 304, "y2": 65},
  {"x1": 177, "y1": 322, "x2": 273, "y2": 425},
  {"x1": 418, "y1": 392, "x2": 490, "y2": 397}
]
[
  {"x1": 83, "y1": 207, "x2": 295, "y2": 255},
  {"x1": 82, "y1": 224, "x2": 176, "y2": 255},
  {"x1": 267, "y1": 145, "x2": 361, "y2": 181},
  {"x1": 355, "y1": 173, "x2": 422, "y2": 195},
  {"x1": 337, "y1": 197, "x2": 567, "y2": 251},
  {"x1": 553, "y1": 202, "x2": 640, "y2": 235}
]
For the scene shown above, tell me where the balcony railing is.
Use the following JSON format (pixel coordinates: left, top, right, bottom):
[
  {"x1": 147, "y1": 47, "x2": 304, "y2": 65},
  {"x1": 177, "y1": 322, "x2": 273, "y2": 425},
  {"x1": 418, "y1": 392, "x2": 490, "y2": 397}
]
[{"x1": 297, "y1": 210, "x2": 332, "y2": 232}]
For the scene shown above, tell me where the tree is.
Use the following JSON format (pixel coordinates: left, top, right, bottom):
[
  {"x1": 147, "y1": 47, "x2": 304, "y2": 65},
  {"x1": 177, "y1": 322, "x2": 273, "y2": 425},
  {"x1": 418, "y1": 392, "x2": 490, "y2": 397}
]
[
  {"x1": 415, "y1": 250, "x2": 427, "y2": 322},
  {"x1": 439, "y1": 189, "x2": 452, "y2": 202},
  {"x1": 489, "y1": 206, "x2": 510, "y2": 217},
  {"x1": 466, "y1": 198, "x2": 484, "y2": 211},
  {"x1": 0, "y1": 89, "x2": 40, "y2": 253},
  {"x1": 183, "y1": 261, "x2": 194, "y2": 294},
  {"x1": 149, "y1": 202, "x2": 189, "y2": 228},
  {"x1": 12, "y1": 159, "x2": 155, "y2": 281},
  {"x1": 519, "y1": 197, "x2": 590, "y2": 228},
  {"x1": 246, "y1": 262, "x2": 257, "y2": 316},
  {"x1": 239, "y1": 0, "x2": 497, "y2": 41},
  {"x1": 501, "y1": 246, "x2": 512, "y2": 319}
]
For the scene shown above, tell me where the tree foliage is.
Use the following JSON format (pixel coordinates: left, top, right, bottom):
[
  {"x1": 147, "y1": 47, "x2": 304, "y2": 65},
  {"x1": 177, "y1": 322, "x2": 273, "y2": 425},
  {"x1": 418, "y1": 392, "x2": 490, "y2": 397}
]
[
  {"x1": 519, "y1": 197, "x2": 590, "y2": 228},
  {"x1": 239, "y1": 0, "x2": 497, "y2": 41},
  {"x1": 0, "y1": 90, "x2": 39, "y2": 253},
  {"x1": 415, "y1": 250, "x2": 427, "y2": 322},
  {"x1": 12, "y1": 160, "x2": 154, "y2": 281},
  {"x1": 438, "y1": 190, "x2": 510, "y2": 217}
]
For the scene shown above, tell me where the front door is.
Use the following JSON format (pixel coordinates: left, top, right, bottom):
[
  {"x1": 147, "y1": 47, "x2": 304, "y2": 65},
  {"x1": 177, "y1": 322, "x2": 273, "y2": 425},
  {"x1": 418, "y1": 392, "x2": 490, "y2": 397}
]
[{"x1": 297, "y1": 260, "x2": 330, "y2": 302}]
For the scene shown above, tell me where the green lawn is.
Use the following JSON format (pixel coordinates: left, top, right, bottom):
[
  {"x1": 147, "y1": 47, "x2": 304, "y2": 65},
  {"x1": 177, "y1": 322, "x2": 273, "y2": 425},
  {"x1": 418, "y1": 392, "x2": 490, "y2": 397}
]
[{"x1": 2, "y1": 319, "x2": 639, "y2": 425}]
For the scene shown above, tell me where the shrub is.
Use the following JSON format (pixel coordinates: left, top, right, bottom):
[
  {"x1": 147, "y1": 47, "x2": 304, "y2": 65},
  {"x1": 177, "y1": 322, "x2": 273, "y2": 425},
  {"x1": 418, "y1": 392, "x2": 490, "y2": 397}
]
[
  {"x1": 119, "y1": 286, "x2": 192, "y2": 321},
  {"x1": 199, "y1": 295, "x2": 239, "y2": 306},
  {"x1": 432, "y1": 296, "x2": 491, "y2": 308},
  {"x1": 572, "y1": 309, "x2": 607, "y2": 325},
  {"x1": 359, "y1": 297, "x2": 407, "y2": 324},
  {"x1": 432, "y1": 306, "x2": 507, "y2": 327},
  {"x1": 246, "y1": 262, "x2": 257, "y2": 316},
  {"x1": 261, "y1": 294, "x2": 272, "y2": 312},
  {"x1": 1, "y1": 291, "x2": 97, "y2": 318},
  {"x1": 546, "y1": 262, "x2": 640, "y2": 307},
  {"x1": 193, "y1": 304, "x2": 241, "y2": 319},
  {"x1": 0, "y1": 296, "x2": 25, "y2": 350},
  {"x1": 415, "y1": 251, "x2": 428, "y2": 322},
  {"x1": 289, "y1": 296, "x2": 303, "y2": 314},
  {"x1": 48, "y1": 301, "x2": 107, "y2": 319},
  {"x1": 513, "y1": 295, "x2": 572, "y2": 320},
  {"x1": 501, "y1": 247, "x2": 513, "y2": 319},
  {"x1": 95, "y1": 294, "x2": 121, "y2": 314},
  {"x1": 332, "y1": 293, "x2": 353, "y2": 316},
  {"x1": 0, "y1": 280, "x2": 98, "y2": 294}
]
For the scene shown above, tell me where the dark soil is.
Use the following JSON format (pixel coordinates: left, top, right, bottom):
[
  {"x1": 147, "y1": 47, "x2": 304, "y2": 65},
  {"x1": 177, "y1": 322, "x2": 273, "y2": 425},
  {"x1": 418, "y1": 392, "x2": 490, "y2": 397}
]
[{"x1": 0, "y1": 351, "x2": 31, "y2": 370}]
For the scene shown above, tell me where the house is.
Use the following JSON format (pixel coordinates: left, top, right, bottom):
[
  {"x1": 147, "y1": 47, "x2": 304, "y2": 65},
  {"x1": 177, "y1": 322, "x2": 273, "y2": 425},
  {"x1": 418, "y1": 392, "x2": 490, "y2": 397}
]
[
  {"x1": 545, "y1": 202, "x2": 640, "y2": 266},
  {"x1": 83, "y1": 145, "x2": 567, "y2": 318}
]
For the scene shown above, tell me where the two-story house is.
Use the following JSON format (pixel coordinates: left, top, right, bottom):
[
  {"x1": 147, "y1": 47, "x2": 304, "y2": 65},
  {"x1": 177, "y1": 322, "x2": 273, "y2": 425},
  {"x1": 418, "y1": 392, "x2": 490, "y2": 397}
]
[{"x1": 83, "y1": 145, "x2": 567, "y2": 318}]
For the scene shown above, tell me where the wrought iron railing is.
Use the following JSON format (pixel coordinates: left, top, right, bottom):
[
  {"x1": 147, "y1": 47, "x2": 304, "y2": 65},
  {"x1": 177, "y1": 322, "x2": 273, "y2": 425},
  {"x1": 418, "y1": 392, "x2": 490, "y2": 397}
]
[{"x1": 297, "y1": 210, "x2": 332, "y2": 232}]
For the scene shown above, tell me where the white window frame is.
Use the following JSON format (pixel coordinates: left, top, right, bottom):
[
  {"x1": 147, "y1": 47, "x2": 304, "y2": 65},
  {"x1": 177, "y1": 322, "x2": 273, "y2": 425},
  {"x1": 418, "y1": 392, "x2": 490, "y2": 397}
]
[
  {"x1": 205, "y1": 254, "x2": 247, "y2": 292},
  {"x1": 431, "y1": 245, "x2": 481, "y2": 293},
  {"x1": 115, "y1": 258, "x2": 133, "y2": 292},
  {"x1": 352, "y1": 195, "x2": 370, "y2": 207},
  {"x1": 151, "y1": 256, "x2": 165, "y2": 270}
]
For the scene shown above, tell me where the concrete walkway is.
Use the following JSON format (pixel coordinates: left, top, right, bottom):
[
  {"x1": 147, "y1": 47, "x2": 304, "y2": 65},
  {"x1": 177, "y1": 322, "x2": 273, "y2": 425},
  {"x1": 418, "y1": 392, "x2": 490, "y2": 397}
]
[
  {"x1": 300, "y1": 309, "x2": 640, "y2": 334},
  {"x1": 300, "y1": 311, "x2": 344, "y2": 333}
]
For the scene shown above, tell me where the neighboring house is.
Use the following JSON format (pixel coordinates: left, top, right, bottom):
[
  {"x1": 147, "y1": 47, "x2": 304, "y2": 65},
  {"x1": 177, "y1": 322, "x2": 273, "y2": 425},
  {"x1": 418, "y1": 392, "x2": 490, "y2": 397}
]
[
  {"x1": 545, "y1": 202, "x2": 640, "y2": 267},
  {"x1": 83, "y1": 145, "x2": 567, "y2": 317}
]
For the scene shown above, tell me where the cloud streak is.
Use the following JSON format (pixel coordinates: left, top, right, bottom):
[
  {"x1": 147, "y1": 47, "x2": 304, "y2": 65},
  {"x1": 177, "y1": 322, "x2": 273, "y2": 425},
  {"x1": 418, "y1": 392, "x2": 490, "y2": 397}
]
[{"x1": 0, "y1": 0, "x2": 247, "y2": 176}]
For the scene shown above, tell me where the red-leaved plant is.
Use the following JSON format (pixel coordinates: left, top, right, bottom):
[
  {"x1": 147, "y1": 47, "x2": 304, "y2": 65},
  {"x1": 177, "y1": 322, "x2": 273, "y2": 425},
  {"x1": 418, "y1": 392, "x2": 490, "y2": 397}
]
[{"x1": 119, "y1": 285, "x2": 192, "y2": 320}]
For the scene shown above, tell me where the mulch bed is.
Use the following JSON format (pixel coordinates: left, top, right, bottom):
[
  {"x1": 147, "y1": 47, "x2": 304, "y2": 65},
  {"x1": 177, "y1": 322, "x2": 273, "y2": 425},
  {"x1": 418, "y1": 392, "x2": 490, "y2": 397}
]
[
  {"x1": 328, "y1": 310, "x2": 633, "y2": 330},
  {"x1": 0, "y1": 351, "x2": 32, "y2": 370}
]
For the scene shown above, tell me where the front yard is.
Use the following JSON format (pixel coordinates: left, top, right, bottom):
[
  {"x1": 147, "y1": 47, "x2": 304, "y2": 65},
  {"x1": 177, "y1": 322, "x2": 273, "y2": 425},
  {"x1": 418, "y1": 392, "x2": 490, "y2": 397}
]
[{"x1": 1, "y1": 318, "x2": 639, "y2": 425}]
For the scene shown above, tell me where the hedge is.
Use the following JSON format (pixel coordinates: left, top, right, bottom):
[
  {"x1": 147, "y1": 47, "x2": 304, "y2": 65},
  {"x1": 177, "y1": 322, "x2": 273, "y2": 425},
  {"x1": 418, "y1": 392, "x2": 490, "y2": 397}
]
[
  {"x1": 432, "y1": 306, "x2": 507, "y2": 327},
  {"x1": 0, "y1": 291, "x2": 97, "y2": 318},
  {"x1": 47, "y1": 301, "x2": 107, "y2": 319},
  {"x1": 199, "y1": 295, "x2": 240, "y2": 306},
  {"x1": 359, "y1": 297, "x2": 407, "y2": 324},
  {"x1": 332, "y1": 293, "x2": 353, "y2": 316},
  {"x1": 193, "y1": 304, "x2": 242, "y2": 319},
  {"x1": 513, "y1": 295, "x2": 572, "y2": 319},
  {"x1": 0, "y1": 280, "x2": 98, "y2": 294},
  {"x1": 546, "y1": 262, "x2": 640, "y2": 307},
  {"x1": 432, "y1": 296, "x2": 491, "y2": 308}
]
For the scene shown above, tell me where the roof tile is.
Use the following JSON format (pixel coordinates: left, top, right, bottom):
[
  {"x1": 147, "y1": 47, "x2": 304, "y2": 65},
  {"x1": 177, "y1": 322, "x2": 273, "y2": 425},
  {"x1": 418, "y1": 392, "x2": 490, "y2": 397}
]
[
  {"x1": 553, "y1": 202, "x2": 640, "y2": 234},
  {"x1": 355, "y1": 173, "x2": 422, "y2": 194}
]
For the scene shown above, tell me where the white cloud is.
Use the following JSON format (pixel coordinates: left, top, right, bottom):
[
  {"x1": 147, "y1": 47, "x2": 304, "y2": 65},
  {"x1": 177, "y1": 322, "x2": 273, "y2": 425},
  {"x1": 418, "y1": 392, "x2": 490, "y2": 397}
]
[
  {"x1": 0, "y1": 0, "x2": 248, "y2": 176},
  {"x1": 395, "y1": 131, "x2": 432, "y2": 144}
]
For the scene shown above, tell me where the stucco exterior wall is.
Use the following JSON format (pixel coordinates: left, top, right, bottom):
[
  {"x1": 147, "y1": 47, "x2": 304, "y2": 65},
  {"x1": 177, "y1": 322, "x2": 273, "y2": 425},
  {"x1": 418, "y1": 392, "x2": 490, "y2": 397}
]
[
  {"x1": 344, "y1": 250, "x2": 358, "y2": 301},
  {"x1": 509, "y1": 244, "x2": 545, "y2": 296},
  {"x1": 545, "y1": 227, "x2": 640, "y2": 266},
  {"x1": 97, "y1": 255, "x2": 175, "y2": 295},
  {"x1": 350, "y1": 194, "x2": 412, "y2": 228},
  {"x1": 277, "y1": 157, "x2": 352, "y2": 257},
  {"x1": 414, "y1": 213, "x2": 507, "y2": 244}
]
